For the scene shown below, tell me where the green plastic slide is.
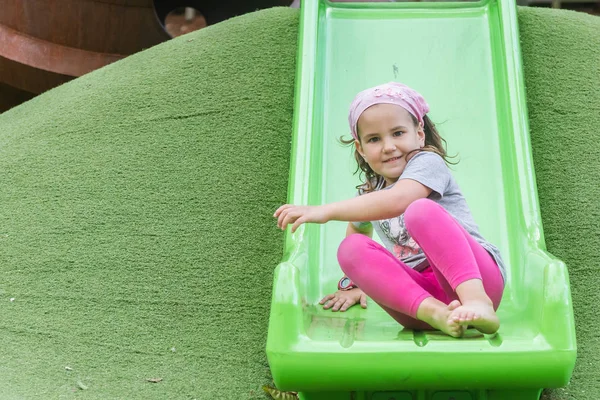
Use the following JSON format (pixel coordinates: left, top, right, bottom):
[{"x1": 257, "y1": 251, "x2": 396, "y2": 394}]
[{"x1": 266, "y1": 0, "x2": 577, "y2": 398}]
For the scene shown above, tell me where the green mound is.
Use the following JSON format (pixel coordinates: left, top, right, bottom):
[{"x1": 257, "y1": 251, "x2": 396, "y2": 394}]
[
  {"x1": 518, "y1": 7, "x2": 600, "y2": 400},
  {"x1": 0, "y1": 7, "x2": 297, "y2": 399},
  {"x1": 0, "y1": 4, "x2": 598, "y2": 400}
]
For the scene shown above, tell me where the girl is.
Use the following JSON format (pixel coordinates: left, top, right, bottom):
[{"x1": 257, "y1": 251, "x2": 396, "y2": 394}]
[{"x1": 274, "y1": 82, "x2": 505, "y2": 337}]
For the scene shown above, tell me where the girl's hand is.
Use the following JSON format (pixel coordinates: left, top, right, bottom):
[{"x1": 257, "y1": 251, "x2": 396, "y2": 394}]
[
  {"x1": 274, "y1": 204, "x2": 330, "y2": 233},
  {"x1": 319, "y1": 288, "x2": 367, "y2": 312}
]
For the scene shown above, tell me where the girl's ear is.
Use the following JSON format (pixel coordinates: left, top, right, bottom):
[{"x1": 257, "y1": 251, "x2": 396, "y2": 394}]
[
  {"x1": 417, "y1": 123, "x2": 426, "y2": 147},
  {"x1": 354, "y1": 139, "x2": 366, "y2": 159}
]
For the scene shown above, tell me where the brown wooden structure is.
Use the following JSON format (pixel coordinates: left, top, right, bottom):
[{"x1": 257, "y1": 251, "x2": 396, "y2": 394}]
[
  {"x1": 0, "y1": 0, "x2": 173, "y2": 112},
  {"x1": 0, "y1": 0, "x2": 291, "y2": 113}
]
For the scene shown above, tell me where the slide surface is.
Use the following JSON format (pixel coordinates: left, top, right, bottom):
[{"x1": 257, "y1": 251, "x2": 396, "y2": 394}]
[{"x1": 267, "y1": 0, "x2": 576, "y2": 398}]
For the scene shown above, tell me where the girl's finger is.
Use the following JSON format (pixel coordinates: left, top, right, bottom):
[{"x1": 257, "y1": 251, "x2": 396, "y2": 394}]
[
  {"x1": 277, "y1": 209, "x2": 288, "y2": 229},
  {"x1": 360, "y1": 294, "x2": 367, "y2": 308},
  {"x1": 290, "y1": 216, "x2": 306, "y2": 233},
  {"x1": 278, "y1": 209, "x2": 294, "y2": 229},
  {"x1": 340, "y1": 299, "x2": 354, "y2": 312},
  {"x1": 319, "y1": 294, "x2": 334, "y2": 304},
  {"x1": 274, "y1": 204, "x2": 292, "y2": 217},
  {"x1": 332, "y1": 299, "x2": 345, "y2": 312},
  {"x1": 323, "y1": 297, "x2": 337, "y2": 309},
  {"x1": 279, "y1": 213, "x2": 291, "y2": 230},
  {"x1": 282, "y1": 213, "x2": 299, "y2": 231}
]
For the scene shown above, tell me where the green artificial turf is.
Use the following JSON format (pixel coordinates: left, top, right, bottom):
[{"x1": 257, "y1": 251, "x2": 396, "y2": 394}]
[
  {"x1": 0, "y1": 7, "x2": 298, "y2": 399},
  {"x1": 0, "y1": 4, "x2": 598, "y2": 400},
  {"x1": 518, "y1": 7, "x2": 600, "y2": 400}
]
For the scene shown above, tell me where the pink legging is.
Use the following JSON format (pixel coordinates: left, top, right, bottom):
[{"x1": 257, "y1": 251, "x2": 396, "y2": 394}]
[{"x1": 337, "y1": 198, "x2": 504, "y2": 330}]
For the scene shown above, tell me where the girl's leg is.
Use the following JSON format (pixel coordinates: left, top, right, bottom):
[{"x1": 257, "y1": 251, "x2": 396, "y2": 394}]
[
  {"x1": 337, "y1": 234, "x2": 464, "y2": 337},
  {"x1": 377, "y1": 268, "x2": 460, "y2": 330},
  {"x1": 404, "y1": 198, "x2": 505, "y2": 334}
]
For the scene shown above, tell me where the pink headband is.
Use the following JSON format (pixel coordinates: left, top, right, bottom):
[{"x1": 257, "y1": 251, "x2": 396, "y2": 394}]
[{"x1": 348, "y1": 82, "x2": 430, "y2": 140}]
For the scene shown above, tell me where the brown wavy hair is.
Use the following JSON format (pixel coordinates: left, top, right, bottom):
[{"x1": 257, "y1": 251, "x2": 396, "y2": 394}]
[{"x1": 341, "y1": 114, "x2": 457, "y2": 193}]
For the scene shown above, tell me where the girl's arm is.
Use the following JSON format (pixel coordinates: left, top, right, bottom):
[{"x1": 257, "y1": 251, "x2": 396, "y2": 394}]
[
  {"x1": 327, "y1": 179, "x2": 431, "y2": 222},
  {"x1": 275, "y1": 179, "x2": 431, "y2": 232}
]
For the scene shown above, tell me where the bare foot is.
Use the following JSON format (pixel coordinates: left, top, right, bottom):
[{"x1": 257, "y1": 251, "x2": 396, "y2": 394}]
[
  {"x1": 419, "y1": 299, "x2": 465, "y2": 338},
  {"x1": 448, "y1": 302, "x2": 499, "y2": 334}
]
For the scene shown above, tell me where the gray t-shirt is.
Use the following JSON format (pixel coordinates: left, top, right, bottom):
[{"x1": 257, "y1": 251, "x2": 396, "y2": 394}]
[{"x1": 352, "y1": 151, "x2": 506, "y2": 282}]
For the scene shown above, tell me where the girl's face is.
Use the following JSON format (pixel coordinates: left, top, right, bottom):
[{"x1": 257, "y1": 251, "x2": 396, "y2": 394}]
[{"x1": 355, "y1": 104, "x2": 425, "y2": 187}]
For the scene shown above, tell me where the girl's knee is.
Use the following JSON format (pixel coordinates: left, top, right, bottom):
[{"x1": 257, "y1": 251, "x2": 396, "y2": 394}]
[
  {"x1": 337, "y1": 234, "x2": 371, "y2": 274},
  {"x1": 404, "y1": 198, "x2": 439, "y2": 229},
  {"x1": 337, "y1": 233, "x2": 369, "y2": 260}
]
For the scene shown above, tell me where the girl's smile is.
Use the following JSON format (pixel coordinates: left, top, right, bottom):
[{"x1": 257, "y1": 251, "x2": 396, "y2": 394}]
[{"x1": 383, "y1": 156, "x2": 403, "y2": 163}]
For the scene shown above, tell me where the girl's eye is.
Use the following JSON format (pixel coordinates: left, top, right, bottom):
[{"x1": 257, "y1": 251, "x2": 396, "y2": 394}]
[
  {"x1": 393, "y1": 131, "x2": 404, "y2": 137},
  {"x1": 368, "y1": 137, "x2": 379, "y2": 143}
]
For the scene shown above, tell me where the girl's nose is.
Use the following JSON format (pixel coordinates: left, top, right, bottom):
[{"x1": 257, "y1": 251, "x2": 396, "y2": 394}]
[{"x1": 383, "y1": 138, "x2": 396, "y2": 152}]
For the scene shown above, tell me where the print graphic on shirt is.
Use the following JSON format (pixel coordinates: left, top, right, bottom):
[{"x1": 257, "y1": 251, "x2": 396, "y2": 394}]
[{"x1": 379, "y1": 215, "x2": 421, "y2": 259}]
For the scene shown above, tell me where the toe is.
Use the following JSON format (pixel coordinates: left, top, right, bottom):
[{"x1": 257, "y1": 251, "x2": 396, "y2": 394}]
[
  {"x1": 451, "y1": 326, "x2": 465, "y2": 338},
  {"x1": 448, "y1": 300, "x2": 461, "y2": 310}
]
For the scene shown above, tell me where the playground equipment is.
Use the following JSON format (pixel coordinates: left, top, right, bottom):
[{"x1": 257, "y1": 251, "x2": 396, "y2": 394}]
[{"x1": 266, "y1": 0, "x2": 577, "y2": 399}]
